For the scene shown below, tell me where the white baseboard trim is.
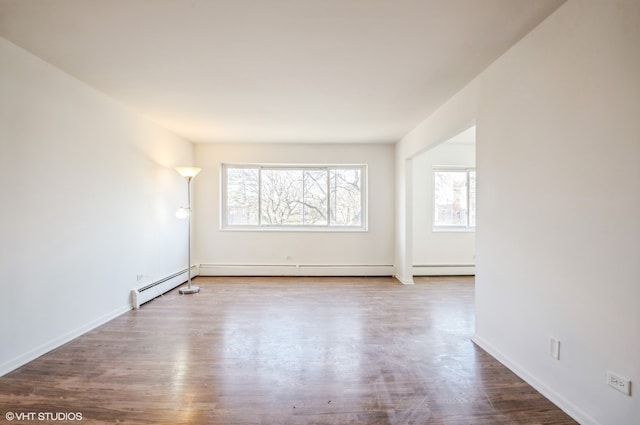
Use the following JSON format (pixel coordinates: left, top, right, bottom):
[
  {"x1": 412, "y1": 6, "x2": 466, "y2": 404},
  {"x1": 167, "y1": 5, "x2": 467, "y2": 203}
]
[
  {"x1": 0, "y1": 305, "x2": 130, "y2": 378},
  {"x1": 471, "y1": 334, "x2": 599, "y2": 425},
  {"x1": 199, "y1": 263, "x2": 394, "y2": 277},
  {"x1": 413, "y1": 264, "x2": 475, "y2": 276}
]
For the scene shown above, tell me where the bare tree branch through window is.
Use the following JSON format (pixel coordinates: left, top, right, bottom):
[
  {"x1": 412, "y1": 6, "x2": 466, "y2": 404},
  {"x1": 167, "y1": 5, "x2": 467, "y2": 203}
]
[{"x1": 223, "y1": 165, "x2": 365, "y2": 229}]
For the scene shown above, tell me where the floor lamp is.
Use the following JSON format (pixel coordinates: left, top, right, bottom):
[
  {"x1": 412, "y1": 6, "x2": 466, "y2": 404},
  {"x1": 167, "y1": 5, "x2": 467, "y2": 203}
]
[{"x1": 175, "y1": 166, "x2": 201, "y2": 295}]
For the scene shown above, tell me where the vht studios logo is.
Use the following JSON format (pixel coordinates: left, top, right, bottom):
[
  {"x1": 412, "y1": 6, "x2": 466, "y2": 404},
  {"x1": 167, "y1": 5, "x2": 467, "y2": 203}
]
[{"x1": 5, "y1": 411, "x2": 83, "y2": 421}]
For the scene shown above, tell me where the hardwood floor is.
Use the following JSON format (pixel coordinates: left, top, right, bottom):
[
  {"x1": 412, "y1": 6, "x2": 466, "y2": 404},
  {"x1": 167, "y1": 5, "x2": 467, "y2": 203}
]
[{"x1": 0, "y1": 276, "x2": 577, "y2": 424}]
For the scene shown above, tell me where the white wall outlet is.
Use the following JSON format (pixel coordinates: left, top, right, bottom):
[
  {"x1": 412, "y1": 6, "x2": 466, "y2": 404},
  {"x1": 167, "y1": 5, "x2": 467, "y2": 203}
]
[
  {"x1": 549, "y1": 338, "x2": 560, "y2": 360},
  {"x1": 607, "y1": 371, "x2": 631, "y2": 396}
]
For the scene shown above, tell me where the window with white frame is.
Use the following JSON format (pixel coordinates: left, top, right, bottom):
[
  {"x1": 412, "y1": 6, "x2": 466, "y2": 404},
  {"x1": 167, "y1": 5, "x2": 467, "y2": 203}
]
[
  {"x1": 433, "y1": 168, "x2": 476, "y2": 230},
  {"x1": 222, "y1": 164, "x2": 367, "y2": 230}
]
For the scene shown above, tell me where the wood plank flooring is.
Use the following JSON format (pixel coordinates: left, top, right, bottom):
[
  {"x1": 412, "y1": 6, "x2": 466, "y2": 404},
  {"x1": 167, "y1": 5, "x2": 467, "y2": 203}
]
[{"x1": 0, "y1": 276, "x2": 577, "y2": 424}]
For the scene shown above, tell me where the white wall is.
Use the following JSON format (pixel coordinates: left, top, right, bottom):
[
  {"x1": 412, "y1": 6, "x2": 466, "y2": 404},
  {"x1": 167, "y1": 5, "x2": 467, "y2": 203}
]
[
  {"x1": 474, "y1": 1, "x2": 640, "y2": 423},
  {"x1": 194, "y1": 142, "x2": 395, "y2": 275},
  {"x1": 412, "y1": 132, "x2": 475, "y2": 275},
  {"x1": 0, "y1": 37, "x2": 194, "y2": 376},
  {"x1": 396, "y1": 1, "x2": 640, "y2": 424}
]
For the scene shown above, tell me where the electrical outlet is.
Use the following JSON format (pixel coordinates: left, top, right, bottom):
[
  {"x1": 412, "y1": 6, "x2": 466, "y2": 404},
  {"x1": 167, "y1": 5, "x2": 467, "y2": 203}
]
[
  {"x1": 549, "y1": 338, "x2": 560, "y2": 360},
  {"x1": 607, "y1": 371, "x2": 631, "y2": 396}
]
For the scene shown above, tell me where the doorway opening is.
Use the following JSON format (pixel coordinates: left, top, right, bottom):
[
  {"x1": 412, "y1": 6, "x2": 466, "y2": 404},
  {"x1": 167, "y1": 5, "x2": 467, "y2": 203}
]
[{"x1": 412, "y1": 125, "x2": 476, "y2": 277}]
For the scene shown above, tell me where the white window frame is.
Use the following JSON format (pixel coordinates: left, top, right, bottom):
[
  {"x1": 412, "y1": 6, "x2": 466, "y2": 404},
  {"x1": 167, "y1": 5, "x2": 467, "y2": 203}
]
[
  {"x1": 433, "y1": 167, "x2": 476, "y2": 232},
  {"x1": 221, "y1": 163, "x2": 368, "y2": 232}
]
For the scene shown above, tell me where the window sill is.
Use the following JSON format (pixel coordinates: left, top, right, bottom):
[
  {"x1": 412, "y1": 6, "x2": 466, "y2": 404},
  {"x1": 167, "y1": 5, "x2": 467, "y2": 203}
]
[
  {"x1": 220, "y1": 226, "x2": 368, "y2": 233},
  {"x1": 432, "y1": 227, "x2": 476, "y2": 233}
]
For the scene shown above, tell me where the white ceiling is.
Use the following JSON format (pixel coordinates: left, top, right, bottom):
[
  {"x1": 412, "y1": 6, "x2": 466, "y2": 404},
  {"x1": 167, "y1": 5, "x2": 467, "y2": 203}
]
[{"x1": 0, "y1": 0, "x2": 565, "y2": 144}]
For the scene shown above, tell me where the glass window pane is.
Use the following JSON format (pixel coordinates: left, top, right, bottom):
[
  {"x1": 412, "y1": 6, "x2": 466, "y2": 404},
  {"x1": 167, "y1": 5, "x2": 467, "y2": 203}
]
[
  {"x1": 226, "y1": 167, "x2": 259, "y2": 225},
  {"x1": 434, "y1": 170, "x2": 468, "y2": 227},
  {"x1": 260, "y1": 169, "x2": 304, "y2": 225},
  {"x1": 330, "y1": 169, "x2": 362, "y2": 226},
  {"x1": 223, "y1": 164, "x2": 365, "y2": 230},
  {"x1": 468, "y1": 171, "x2": 476, "y2": 227}
]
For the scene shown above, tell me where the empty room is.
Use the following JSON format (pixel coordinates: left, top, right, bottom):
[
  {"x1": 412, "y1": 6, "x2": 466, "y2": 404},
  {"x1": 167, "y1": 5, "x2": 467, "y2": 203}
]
[{"x1": 0, "y1": 1, "x2": 638, "y2": 424}]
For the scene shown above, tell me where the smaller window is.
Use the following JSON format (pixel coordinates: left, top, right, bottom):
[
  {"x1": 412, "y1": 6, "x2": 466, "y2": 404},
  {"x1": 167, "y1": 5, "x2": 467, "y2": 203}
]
[{"x1": 433, "y1": 168, "x2": 476, "y2": 230}]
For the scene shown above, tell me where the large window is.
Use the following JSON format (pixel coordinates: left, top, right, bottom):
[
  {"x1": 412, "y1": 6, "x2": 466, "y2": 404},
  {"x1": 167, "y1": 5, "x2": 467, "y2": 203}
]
[
  {"x1": 223, "y1": 164, "x2": 366, "y2": 230},
  {"x1": 433, "y1": 168, "x2": 476, "y2": 230}
]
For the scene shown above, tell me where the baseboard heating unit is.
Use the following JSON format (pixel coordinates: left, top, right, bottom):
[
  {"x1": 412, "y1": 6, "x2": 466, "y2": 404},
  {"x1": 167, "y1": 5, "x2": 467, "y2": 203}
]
[
  {"x1": 413, "y1": 264, "x2": 475, "y2": 276},
  {"x1": 130, "y1": 266, "x2": 197, "y2": 309},
  {"x1": 198, "y1": 263, "x2": 394, "y2": 276}
]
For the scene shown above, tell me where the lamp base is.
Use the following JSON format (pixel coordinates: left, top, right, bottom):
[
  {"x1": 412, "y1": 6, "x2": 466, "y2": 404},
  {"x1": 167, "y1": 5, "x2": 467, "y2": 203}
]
[{"x1": 179, "y1": 286, "x2": 200, "y2": 295}]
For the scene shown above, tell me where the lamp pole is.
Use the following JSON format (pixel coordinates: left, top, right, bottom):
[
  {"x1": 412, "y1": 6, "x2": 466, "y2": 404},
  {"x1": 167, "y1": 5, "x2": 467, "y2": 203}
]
[{"x1": 175, "y1": 166, "x2": 201, "y2": 294}]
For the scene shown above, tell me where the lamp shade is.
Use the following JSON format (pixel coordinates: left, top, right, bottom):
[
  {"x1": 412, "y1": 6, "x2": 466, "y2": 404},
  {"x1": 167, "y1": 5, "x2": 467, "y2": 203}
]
[
  {"x1": 175, "y1": 166, "x2": 201, "y2": 178},
  {"x1": 175, "y1": 207, "x2": 189, "y2": 219}
]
